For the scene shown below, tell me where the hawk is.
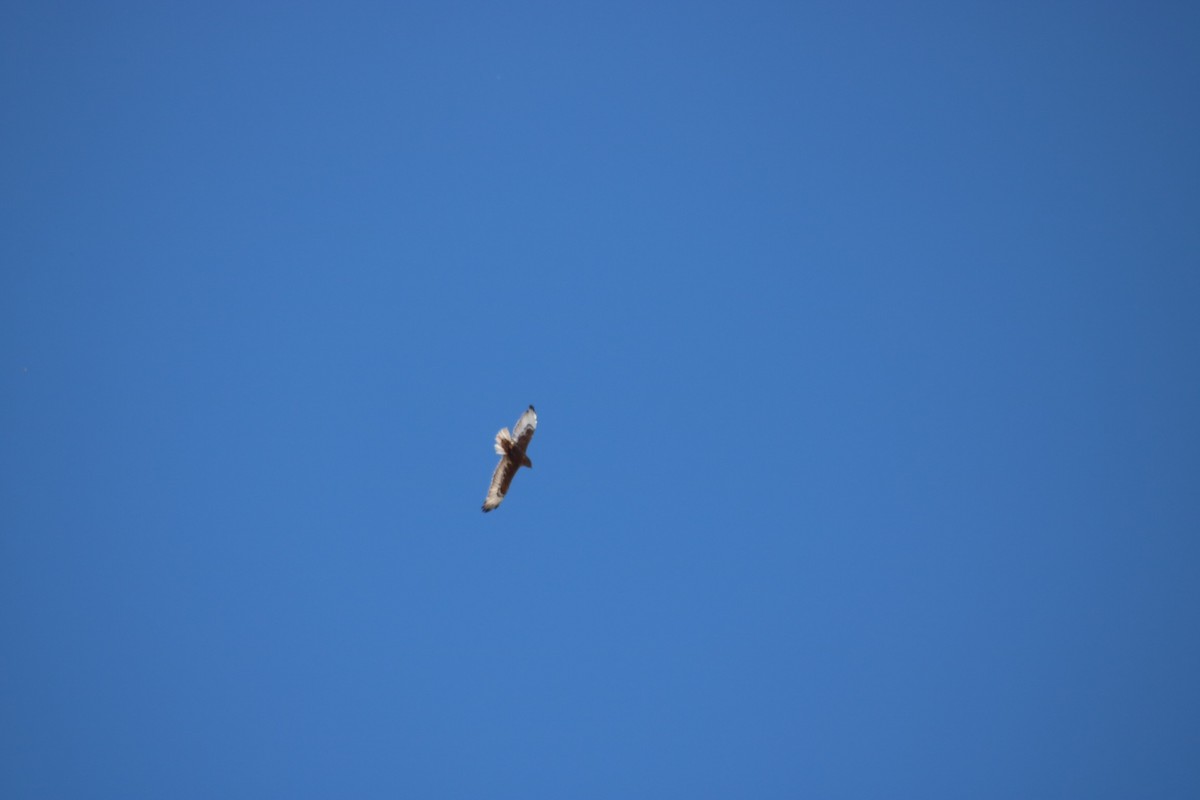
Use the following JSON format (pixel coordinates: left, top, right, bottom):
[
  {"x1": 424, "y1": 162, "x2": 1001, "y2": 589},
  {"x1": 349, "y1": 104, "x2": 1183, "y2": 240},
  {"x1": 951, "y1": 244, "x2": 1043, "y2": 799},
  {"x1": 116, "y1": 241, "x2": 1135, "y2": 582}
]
[{"x1": 482, "y1": 405, "x2": 537, "y2": 512}]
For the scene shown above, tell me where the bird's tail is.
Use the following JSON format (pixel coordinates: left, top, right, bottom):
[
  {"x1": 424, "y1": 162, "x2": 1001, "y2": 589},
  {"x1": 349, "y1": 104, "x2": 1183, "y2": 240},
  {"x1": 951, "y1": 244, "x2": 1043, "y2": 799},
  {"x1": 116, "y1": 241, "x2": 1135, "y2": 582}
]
[{"x1": 494, "y1": 428, "x2": 513, "y2": 455}]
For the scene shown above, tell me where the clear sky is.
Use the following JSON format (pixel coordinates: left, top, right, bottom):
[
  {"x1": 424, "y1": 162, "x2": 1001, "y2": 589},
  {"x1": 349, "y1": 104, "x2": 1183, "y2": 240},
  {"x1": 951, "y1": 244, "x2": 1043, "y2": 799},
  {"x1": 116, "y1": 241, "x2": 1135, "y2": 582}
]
[{"x1": 3, "y1": 2, "x2": 1199, "y2": 797}]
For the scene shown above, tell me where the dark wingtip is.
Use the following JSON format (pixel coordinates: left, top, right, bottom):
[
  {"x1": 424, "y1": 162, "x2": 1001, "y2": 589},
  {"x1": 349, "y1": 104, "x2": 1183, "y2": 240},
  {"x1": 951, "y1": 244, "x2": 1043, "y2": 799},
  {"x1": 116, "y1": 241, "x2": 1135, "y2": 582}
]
[
  {"x1": 482, "y1": 506, "x2": 491, "y2": 513},
  {"x1": 529, "y1": 404, "x2": 535, "y2": 410}
]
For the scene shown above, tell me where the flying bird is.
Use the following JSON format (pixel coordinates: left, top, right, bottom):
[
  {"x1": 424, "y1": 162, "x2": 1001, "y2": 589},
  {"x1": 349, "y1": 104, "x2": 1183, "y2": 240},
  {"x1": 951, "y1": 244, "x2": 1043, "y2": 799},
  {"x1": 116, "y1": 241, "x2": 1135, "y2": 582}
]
[{"x1": 482, "y1": 405, "x2": 537, "y2": 512}]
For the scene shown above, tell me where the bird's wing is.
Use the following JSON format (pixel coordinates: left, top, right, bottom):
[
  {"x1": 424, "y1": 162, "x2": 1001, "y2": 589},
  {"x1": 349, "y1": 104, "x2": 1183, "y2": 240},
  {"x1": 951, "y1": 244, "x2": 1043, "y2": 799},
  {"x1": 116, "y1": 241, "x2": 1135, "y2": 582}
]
[
  {"x1": 482, "y1": 455, "x2": 517, "y2": 512},
  {"x1": 512, "y1": 405, "x2": 537, "y2": 451}
]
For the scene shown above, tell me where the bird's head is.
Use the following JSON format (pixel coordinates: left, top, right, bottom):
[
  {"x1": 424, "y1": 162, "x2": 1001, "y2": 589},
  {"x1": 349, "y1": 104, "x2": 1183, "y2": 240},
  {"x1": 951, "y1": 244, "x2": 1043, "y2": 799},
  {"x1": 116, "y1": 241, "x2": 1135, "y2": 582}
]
[{"x1": 522, "y1": 454, "x2": 533, "y2": 469}]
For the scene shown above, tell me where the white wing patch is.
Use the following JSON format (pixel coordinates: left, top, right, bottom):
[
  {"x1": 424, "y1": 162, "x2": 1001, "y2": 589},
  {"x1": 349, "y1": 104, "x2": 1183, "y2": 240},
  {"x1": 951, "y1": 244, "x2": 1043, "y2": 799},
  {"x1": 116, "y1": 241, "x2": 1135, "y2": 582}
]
[
  {"x1": 512, "y1": 406, "x2": 537, "y2": 448},
  {"x1": 482, "y1": 458, "x2": 515, "y2": 511}
]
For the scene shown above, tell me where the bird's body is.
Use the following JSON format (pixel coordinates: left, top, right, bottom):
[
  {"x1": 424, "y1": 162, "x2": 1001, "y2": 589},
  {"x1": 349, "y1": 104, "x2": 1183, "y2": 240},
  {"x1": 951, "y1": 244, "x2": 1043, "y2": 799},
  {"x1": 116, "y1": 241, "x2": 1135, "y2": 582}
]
[{"x1": 482, "y1": 405, "x2": 537, "y2": 512}]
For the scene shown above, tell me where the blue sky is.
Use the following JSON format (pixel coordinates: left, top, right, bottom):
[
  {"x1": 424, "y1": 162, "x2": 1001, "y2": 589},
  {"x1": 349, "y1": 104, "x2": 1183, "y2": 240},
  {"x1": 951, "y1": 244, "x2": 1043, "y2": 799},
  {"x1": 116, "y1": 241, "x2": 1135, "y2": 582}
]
[{"x1": 3, "y1": 2, "x2": 1199, "y2": 797}]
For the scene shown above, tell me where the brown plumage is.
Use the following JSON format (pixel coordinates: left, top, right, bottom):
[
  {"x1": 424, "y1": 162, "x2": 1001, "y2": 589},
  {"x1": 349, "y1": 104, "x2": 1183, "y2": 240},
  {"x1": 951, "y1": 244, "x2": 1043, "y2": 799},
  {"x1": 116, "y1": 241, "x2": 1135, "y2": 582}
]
[{"x1": 482, "y1": 405, "x2": 537, "y2": 512}]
